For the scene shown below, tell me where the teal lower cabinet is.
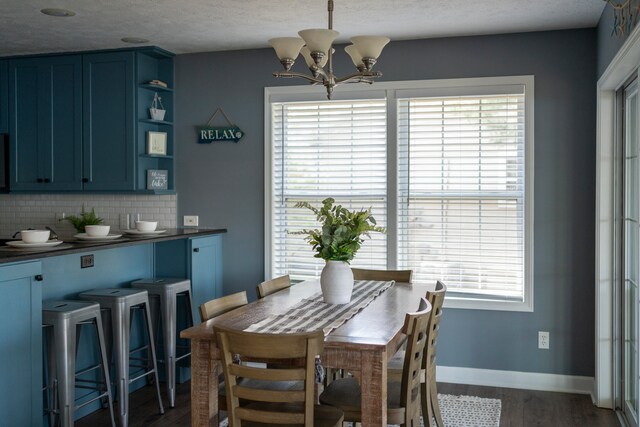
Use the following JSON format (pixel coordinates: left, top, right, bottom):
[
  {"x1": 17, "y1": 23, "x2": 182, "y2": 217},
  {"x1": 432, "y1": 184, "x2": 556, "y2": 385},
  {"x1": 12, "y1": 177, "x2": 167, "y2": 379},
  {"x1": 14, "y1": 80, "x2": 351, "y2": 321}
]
[
  {"x1": 0, "y1": 261, "x2": 43, "y2": 426},
  {"x1": 189, "y1": 235, "x2": 223, "y2": 311},
  {"x1": 154, "y1": 234, "x2": 223, "y2": 317}
]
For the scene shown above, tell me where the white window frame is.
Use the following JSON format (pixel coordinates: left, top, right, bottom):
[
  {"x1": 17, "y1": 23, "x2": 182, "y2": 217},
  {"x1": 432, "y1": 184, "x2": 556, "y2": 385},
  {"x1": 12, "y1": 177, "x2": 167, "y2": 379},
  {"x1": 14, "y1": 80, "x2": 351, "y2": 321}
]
[{"x1": 265, "y1": 75, "x2": 534, "y2": 312}]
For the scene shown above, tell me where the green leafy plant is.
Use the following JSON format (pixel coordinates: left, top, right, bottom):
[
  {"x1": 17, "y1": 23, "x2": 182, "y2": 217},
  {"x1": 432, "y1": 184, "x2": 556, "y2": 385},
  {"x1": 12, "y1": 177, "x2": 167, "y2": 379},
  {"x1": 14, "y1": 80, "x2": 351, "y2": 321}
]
[
  {"x1": 293, "y1": 198, "x2": 385, "y2": 262},
  {"x1": 60, "y1": 206, "x2": 104, "y2": 233}
]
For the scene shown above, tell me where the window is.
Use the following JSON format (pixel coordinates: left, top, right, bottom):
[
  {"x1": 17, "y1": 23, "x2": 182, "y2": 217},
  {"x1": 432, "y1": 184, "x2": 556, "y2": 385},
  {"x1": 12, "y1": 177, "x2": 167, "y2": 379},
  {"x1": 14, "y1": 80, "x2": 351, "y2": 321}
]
[
  {"x1": 266, "y1": 76, "x2": 534, "y2": 311},
  {"x1": 269, "y1": 98, "x2": 388, "y2": 281}
]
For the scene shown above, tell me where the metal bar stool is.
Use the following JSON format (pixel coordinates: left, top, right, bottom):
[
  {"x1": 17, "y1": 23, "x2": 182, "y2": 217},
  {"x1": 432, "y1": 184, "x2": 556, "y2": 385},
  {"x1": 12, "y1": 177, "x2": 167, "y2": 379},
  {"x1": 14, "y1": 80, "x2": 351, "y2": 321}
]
[
  {"x1": 79, "y1": 288, "x2": 164, "y2": 427},
  {"x1": 131, "y1": 278, "x2": 194, "y2": 407},
  {"x1": 42, "y1": 300, "x2": 116, "y2": 427}
]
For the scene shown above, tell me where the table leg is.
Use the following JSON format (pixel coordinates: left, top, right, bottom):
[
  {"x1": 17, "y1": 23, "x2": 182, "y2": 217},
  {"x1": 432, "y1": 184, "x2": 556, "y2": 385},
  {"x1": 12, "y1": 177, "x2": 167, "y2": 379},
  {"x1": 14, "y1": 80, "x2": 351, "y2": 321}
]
[
  {"x1": 359, "y1": 349, "x2": 387, "y2": 426},
  {"x1": 190, "y1": 339, "x2": 219, "y2": 427}
]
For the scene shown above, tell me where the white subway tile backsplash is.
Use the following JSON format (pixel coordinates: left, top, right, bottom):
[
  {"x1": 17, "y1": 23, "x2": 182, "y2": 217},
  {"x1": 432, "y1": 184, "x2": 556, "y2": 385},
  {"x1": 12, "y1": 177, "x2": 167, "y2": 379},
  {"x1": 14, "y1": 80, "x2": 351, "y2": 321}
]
[{"x1": 0, "y1": 194, "x2": 177, "y2": 238}]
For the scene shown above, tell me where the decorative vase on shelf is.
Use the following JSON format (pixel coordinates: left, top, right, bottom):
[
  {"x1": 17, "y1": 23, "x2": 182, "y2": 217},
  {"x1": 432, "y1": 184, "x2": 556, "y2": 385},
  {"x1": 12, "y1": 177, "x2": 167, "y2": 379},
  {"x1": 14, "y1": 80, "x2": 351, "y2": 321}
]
[
  {"x1": 320, "y1": 260, "x2": 354, "y2": 304},
  {"x1": 149, "y1": 92, "x2": 166, "y2": 121}
]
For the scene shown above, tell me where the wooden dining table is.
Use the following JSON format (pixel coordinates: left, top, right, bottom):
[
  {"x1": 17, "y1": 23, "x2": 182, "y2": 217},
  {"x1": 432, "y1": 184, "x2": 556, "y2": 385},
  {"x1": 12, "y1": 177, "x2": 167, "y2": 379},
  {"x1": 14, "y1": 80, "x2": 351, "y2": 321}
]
[{"x1": 180, "y1": 279, "x2": 433, "y2": 426}]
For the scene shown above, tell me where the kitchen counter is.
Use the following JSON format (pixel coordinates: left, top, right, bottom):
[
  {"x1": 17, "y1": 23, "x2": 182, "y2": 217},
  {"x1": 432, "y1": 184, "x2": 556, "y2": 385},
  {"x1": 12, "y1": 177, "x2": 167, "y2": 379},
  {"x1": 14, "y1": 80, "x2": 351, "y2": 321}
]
[
  {"x1": 0, "y1": 227, "x2": 226, "y2": 264},
  {"x1": 0, "y1": 227, "x2": 226, "y2": 424}
]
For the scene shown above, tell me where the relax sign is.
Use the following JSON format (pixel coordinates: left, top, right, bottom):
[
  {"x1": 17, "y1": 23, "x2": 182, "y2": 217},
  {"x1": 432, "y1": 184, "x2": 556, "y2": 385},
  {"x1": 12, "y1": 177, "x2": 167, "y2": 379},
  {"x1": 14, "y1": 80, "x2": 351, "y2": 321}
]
[{"x1": 197, "y1": 126, "x2": 244, "y2": 143}]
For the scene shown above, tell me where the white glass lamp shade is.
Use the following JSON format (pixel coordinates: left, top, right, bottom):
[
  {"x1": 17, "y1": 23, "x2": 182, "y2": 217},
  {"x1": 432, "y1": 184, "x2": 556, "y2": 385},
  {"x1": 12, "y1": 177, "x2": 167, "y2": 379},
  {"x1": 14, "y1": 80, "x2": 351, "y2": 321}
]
[
  {"x1": 298, "y1": 29, "x2": 339, "y2": 53},
  {"x1": 268, "y1": 37, "x2": 305, "y2": 60},
  {"x1": 350, "y1": 36, "x2": 390, "y2": 59},
  {"x1": 301, "y1": 46, "x2": 333, "y2": 68},
  {"x1": 344, "y1": 45, "x2": 364, "y2": 67}
]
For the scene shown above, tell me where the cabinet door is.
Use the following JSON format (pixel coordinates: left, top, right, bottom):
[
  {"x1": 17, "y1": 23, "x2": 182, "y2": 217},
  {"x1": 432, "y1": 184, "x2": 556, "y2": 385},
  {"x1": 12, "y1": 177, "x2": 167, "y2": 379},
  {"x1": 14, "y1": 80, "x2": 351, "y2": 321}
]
[
  {"x1": 83, "y1": 51, "x2": 135, "y2": 191},
  {"x1": 0, "y1": 262, "x2": 42, "y2": 425},
  {"x1": 46, "y1": 56, "x2": 83, "y2": 191},
  {"x1": 9, "y1": 56, "x2": 83, "y2": 191},
  {"x1": 189, "y1": 236, "x2": 223, "y2": 311},
  {"x1": 0, "y1": 60, "x2": 7, "y2": 134},
  {"x1": 9, "y1": 58, "x2": 44, "y2": 190}
]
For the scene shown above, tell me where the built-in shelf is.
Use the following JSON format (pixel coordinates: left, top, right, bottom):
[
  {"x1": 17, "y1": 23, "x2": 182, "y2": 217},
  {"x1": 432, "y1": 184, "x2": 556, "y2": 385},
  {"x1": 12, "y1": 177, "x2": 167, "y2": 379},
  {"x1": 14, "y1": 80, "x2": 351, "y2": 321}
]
[
  {"x1": 139, "y1": 118, "x2": 173, "y2": 126},
  {"x1": 139, "y1": 83, "x2": 173, "y2": 92}
]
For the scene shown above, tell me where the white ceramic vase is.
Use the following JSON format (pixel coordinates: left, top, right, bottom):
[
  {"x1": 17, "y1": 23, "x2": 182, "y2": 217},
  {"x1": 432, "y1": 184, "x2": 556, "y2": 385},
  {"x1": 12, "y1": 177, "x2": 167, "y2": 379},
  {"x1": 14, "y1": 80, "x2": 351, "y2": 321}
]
[{"x1": 320, "y1": 260, "x2": 354, "y2": 304}]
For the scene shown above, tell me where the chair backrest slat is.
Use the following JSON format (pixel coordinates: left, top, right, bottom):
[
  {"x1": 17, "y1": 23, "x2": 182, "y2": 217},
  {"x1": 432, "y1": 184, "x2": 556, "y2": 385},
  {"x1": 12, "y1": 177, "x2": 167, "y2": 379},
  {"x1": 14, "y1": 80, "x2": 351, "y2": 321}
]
[
  {"x1": 236, "y1": 407, "x2": 305, "y2": 424},
  {"x1": 257, "y1": 275, "x2": 291, "y2": 299},
  {"x1": 351, "y1": 268, "x2": 412, "y2": 283},
  {"x1": 199, "y1": 291, "x2": 248, "y2": 323},
  {"x1": 229, "y1": 363, "x2": 307, "y2": 381}
]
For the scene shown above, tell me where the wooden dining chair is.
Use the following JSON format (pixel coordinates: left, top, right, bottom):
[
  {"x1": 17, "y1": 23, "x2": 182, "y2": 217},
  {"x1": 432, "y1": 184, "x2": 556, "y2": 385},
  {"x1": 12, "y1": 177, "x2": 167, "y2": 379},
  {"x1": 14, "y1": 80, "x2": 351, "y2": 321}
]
[
  {"x1": 319, "y1": 297, "x2": 432, "y2": 426},
  {"x1": 214, "y1": 326, "x2": 344, "y2": 427},
  {"x1": 256, "y1": 274, "x2": 291, "y2": 299},
  {"x1": 351, "y1": 268, "x2": 413, "y2": 283},
  {"x1": 388, "y1": 281, "x2": 447, "y2": 427},
  {"x1": 199, "y1": 291, "x2": 249, "y2": 323}
]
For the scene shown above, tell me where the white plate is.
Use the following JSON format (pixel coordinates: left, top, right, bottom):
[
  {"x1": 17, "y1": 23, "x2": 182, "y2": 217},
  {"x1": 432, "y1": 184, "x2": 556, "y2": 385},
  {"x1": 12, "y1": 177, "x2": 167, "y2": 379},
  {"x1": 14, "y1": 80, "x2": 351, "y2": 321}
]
[
  {"x1": 123, "y1": 229, "x2": 167, "y2": 236},
  {"x1": 5, "y1": 240, "x2": 64, "y2": 249},
  {"x1": 74, "y1": 233, "x2": 123, "y2": 241}
]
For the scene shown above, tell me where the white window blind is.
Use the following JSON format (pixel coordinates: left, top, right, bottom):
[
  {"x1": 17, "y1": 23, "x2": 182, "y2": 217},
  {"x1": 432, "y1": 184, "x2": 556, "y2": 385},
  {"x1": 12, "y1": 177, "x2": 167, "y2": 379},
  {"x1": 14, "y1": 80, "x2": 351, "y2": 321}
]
[
  {"x1": 397, "y1": 92, "x2": 526, "y2": 301},
  {"x1": 271, "y1": 99, "x2": 388, "y2": 282}
]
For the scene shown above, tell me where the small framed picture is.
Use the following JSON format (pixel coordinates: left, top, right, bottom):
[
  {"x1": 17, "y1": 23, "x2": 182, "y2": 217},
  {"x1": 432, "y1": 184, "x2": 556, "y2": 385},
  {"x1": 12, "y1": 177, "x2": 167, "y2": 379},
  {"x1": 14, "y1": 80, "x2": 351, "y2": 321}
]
[
  {"x1": 147, "y1": 169, "x2": 169, "y2": 190},
  {"x1": 146, "y1": 131, "x2": 167, "y2": 156}
]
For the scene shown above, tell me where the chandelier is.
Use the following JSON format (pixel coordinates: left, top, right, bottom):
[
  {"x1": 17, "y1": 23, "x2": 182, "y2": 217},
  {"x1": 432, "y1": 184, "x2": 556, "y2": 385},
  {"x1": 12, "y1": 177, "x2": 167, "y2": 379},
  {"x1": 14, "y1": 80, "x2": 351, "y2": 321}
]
[{"x1": 268, "y1": 0, "x2": 390, "y2": 99}]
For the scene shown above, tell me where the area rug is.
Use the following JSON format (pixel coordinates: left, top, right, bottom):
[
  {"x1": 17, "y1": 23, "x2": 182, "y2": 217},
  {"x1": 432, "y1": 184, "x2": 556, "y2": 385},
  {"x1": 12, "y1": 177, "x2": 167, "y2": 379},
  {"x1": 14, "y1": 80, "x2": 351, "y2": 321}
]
[{"x1": 219, "y1": 393, "x2": 501, "y2": 426}]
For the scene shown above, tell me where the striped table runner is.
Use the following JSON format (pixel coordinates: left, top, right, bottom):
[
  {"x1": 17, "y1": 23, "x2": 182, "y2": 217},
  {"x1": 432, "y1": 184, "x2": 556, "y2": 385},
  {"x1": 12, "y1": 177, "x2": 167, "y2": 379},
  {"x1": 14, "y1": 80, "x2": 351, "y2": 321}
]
[{"x1": 244, "y1": 280, "x2": 394, "y2": 335}]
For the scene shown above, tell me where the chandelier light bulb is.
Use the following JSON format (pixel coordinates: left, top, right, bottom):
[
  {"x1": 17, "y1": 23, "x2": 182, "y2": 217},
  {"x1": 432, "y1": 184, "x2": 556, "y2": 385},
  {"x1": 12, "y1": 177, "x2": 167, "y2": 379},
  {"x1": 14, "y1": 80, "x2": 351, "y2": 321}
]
[
  {"x1": 268, "y1": 37, "x2": 305, "y2": 61},
  {"x1": 350, "y1": 36, "x2": 390, "y2": 60},
  {"x1": 298, "y1": 29, "x2": 339, "y2": 54}
]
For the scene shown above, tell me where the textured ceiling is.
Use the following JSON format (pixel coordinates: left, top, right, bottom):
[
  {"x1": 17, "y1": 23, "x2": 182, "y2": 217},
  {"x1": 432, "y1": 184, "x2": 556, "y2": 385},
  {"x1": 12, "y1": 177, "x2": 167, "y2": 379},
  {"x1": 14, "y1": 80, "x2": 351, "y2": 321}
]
[{"x1": 0, "y1": 0, "x2": 606, "y2": 57}]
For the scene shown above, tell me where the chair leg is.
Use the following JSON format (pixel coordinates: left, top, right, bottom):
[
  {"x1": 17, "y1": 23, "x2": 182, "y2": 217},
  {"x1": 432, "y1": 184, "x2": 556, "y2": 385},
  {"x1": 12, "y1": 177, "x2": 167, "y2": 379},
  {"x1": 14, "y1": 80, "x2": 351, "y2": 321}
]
[
  {"x1": 94, "y1": 315, "x2": 116, "y2": 427},
  {"x1": 142, "y1": 301, "x2": 165, "y2": 415},
  {"x1": 422, "y1": 376, "x2": 434, "y2": 427},
  {"x1": 429, "y1": 378, "x2": 444, "y2": 427}
]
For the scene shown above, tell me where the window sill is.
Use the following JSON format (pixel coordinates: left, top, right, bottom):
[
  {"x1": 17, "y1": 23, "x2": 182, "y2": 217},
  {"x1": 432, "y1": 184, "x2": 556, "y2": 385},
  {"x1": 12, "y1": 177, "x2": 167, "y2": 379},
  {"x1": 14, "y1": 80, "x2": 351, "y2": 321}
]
[{"x1": 443, "y1": 296, "x2": 533, "y2": 312}]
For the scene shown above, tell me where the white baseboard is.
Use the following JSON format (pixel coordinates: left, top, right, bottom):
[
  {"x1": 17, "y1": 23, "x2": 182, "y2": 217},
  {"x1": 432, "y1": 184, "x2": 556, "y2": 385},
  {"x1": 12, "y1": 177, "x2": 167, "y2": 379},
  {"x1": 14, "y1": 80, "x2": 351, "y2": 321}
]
[{"x1": 437, "y1": 366, "x2": 594, "y2": 396}]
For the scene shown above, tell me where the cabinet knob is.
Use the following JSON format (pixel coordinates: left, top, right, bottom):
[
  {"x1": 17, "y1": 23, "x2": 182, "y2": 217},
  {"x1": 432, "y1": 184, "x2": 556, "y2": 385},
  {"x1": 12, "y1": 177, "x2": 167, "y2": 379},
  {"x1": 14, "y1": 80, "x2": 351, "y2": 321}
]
[
  {"x1": 44, "y1": 178, "x2": 50, "y2": 183},
  {"x1": 37, "y1": 178, "x2": 43, "y2": 183},
  {"x1": 193, "y1": 248, "x2": 200, "y2": 253},
  {"x1": 35, "y1": 275, "x2": 43, "y2": 282},
  {"x1": 82, "y1": 178, "x2": 89, "y2": 183}
]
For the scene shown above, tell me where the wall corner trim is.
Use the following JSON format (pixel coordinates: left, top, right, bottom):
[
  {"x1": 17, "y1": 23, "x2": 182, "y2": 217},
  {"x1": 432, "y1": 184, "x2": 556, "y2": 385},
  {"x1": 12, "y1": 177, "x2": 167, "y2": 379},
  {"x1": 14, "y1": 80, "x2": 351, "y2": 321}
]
[{"x1": 437, "y1": 366, "x2": 595, "y2": 397}]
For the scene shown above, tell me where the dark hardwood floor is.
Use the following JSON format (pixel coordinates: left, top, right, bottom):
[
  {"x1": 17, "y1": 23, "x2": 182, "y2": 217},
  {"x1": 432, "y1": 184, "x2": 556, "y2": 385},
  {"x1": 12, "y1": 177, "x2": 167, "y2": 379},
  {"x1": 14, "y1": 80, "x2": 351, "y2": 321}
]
[{"x1": 75, "y1": 381, "x2": 619, "y2": 426}]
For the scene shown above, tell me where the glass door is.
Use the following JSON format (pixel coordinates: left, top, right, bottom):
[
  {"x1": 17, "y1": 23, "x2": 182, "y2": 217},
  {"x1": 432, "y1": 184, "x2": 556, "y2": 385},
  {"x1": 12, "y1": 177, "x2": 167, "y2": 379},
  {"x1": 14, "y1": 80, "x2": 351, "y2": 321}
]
[{"x1": 622, "y1": 78, "x2": 639, "y2": 427}]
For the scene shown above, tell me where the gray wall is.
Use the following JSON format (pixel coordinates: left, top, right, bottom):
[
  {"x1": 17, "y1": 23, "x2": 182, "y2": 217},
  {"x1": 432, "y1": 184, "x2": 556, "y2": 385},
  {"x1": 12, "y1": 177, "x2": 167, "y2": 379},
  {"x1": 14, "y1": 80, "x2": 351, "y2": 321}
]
[
  {"x1": 175, "y1": 29, "x2": 597, "y2": 376},
  {"x1": 597, "y1": 2, "x2": 634, "y2": 77}
]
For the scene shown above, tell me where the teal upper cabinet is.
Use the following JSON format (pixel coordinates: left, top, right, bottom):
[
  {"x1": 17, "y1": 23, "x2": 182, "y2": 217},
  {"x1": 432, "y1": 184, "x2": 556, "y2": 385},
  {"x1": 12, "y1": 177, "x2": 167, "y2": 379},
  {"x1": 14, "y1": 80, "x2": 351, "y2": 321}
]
[
  {"x1": 7, "y1": 47, "x2": 174, "y2": 193},
  {"x1": 9, "y1": 56, "x2": 83, "y2": 191},
  {"x1": 82, "y1": 51, "x2": 135, "y2": 191},
  {"x1": 0, "y1": 61, "x2": 7, "y2": 134}
]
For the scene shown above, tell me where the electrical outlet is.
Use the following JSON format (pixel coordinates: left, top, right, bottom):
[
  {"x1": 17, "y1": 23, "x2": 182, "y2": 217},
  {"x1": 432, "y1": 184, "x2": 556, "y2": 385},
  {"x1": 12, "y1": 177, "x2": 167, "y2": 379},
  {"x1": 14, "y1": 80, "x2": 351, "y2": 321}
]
[
  {"x1": 184, "y1": 215, "x2": 199, "y2": 227},
  {"x1": 538, "y1": 331, "x2": 549, "y2": 349},
  {"x1": 81, "y1": 254, "x2": 94, "y2": 269}
]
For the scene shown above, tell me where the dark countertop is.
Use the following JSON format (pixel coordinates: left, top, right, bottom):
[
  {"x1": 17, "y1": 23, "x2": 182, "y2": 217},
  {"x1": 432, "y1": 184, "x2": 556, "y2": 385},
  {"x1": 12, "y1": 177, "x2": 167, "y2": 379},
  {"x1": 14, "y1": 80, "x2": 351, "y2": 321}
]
[{"x1": 0, "y1": 228, "x2": 227, "y2": 265}]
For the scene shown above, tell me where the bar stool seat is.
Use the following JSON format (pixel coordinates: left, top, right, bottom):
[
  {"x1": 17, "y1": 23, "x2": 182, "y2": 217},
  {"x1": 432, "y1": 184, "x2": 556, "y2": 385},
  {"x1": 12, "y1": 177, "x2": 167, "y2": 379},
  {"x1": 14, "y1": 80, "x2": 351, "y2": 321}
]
[
  {"x1": 79, "y1": 288, "x2": 164, "y2": 427},
  {"x1": 131, "y1": 277, "x2": 194, "y2": 407},
  {"x1": 42, "y1": 299, "x2": 116, "y2": 427}
]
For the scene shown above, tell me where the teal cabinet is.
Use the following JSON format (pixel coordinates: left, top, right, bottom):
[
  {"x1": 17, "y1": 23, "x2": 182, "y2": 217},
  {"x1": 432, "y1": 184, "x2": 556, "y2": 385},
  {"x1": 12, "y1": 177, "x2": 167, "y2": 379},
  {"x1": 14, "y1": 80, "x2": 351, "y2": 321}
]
[
  {"x1": 82, "y1": 51, "x2": 136, "y2": 191},
  {"x1": 7, "y1": 47, "x2": 174, "y2": 194},
  {"x1": 0, "y1": 261, "x2": 43, "y2": 426},
  {"x1": 154, "y1": 235, "x2": 223, "y2": 317},
  {"x1": 0, "y1": 61, "x2": 7, "y2": 134},
  {"x1": 189, "y1": 236, "x2": 223, "y2": 310},
  {"x1": 9, "y1": 56, "x2": 83, "y2": 191}
]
